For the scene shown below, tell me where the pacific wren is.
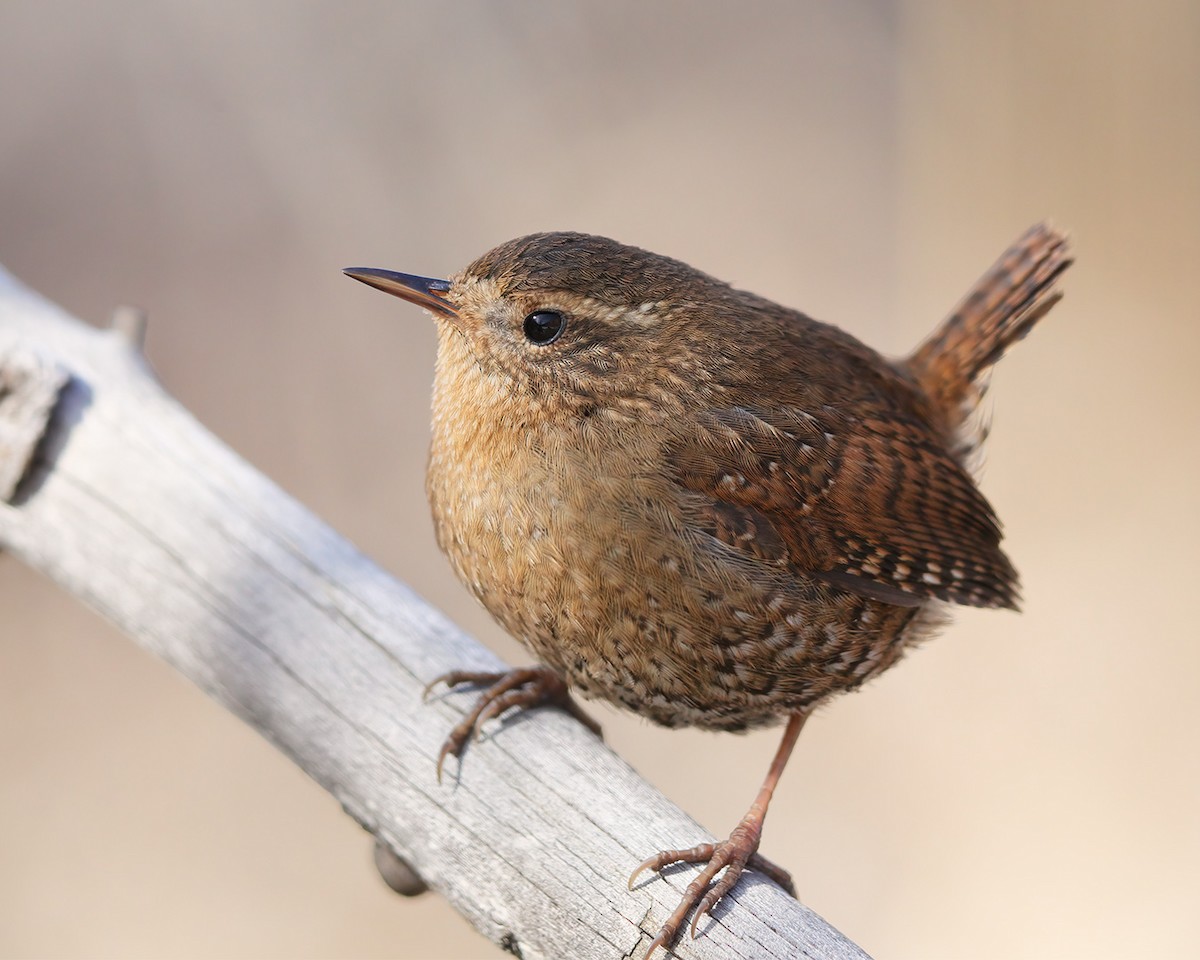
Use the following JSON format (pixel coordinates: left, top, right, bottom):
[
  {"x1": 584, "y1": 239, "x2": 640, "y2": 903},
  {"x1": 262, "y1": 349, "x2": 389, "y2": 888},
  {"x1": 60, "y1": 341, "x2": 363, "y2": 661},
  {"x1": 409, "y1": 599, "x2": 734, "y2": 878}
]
[{"x1": 346, "y1": 223, "x2": 1071, "y2": 953}]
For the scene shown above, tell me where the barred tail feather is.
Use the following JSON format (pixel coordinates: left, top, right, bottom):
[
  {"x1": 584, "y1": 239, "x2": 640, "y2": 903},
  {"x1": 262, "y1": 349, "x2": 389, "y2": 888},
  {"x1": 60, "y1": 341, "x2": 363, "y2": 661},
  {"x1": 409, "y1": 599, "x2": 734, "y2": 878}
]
[{"x1": 907, "y1": 223, "x2": 1072, "y2": 441}]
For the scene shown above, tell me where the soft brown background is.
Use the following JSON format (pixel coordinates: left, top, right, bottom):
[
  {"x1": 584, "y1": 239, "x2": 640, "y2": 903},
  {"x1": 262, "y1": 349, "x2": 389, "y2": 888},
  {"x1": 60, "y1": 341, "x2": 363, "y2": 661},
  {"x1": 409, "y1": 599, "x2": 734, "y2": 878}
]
[{"x1": 2, "y1": 2, "x2": 1197, "y2": 958}]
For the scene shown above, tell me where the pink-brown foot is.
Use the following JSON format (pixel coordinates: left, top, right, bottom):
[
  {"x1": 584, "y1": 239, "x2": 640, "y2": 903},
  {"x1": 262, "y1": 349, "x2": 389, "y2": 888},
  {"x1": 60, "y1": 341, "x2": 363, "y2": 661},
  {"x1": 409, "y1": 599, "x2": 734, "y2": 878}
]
[
  {"x1": 628, "y1": 818, "x2": 794, "y2": 956},
  {"x1": 423, "y1": 666, "x2": 602, "y2": 781}
]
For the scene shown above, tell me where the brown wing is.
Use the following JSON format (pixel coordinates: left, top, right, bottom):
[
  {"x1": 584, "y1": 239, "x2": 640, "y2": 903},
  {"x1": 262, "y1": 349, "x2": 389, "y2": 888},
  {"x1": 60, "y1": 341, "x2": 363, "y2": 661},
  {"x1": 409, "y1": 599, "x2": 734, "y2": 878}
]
[{"x1": 667, "y1": 404, "x2": 1019, "y2": 609}]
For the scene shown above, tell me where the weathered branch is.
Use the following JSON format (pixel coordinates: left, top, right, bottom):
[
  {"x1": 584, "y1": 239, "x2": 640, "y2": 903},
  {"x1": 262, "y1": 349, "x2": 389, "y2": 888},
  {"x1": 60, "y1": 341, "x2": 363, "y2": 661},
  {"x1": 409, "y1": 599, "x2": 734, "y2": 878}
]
[{"x1": 0, "y1": 265, "x2": 869, "y2": 960}]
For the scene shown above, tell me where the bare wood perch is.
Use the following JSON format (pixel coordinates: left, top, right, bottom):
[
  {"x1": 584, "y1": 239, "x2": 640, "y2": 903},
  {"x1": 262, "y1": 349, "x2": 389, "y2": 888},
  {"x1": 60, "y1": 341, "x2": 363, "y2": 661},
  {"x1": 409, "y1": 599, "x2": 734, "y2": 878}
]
[{"x1": 0, "y1": 265, "x2": 869, "y2": 960}]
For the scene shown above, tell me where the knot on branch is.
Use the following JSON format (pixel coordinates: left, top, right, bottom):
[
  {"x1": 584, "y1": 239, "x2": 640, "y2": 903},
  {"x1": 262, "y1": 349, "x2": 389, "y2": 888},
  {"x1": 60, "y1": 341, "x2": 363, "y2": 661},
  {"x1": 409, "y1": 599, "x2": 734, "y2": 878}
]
[
  {"x1": 0, "y1": 346, "x2": 68, "y2": 502},
  {"x1": 373, "y1": 838, "x2": 429, "y2": 897}
]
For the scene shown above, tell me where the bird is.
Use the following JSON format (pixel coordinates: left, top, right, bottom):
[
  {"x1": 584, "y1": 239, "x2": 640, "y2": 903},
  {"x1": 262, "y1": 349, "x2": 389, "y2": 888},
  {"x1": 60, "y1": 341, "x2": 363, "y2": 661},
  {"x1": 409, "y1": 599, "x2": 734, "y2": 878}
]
[{"x1": 344, "y1": 222, "x2": 1071, "y2": 954}]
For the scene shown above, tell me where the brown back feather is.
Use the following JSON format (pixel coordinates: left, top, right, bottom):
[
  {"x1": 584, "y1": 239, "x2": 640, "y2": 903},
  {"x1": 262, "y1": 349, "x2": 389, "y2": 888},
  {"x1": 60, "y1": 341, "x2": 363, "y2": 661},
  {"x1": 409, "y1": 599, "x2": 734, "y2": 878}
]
[{"x1": 665, "y1": 225, "x2": 1072, "y2": 611}]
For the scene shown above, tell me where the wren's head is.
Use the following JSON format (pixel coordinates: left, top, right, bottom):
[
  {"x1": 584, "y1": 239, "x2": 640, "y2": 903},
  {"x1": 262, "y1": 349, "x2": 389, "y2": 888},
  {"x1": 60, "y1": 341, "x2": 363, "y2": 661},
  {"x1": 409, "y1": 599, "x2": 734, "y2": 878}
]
[{"x1": 345, "y1": 233, "x2": 743, "y2": 418}]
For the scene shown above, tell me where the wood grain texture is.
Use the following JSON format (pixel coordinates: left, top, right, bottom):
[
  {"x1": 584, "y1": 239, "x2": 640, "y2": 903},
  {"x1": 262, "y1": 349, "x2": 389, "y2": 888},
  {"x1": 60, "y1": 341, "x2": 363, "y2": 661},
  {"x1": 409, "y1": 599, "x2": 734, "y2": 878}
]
[{"x1": 0, "y1": 265, "x2": 870, "y2": 960}]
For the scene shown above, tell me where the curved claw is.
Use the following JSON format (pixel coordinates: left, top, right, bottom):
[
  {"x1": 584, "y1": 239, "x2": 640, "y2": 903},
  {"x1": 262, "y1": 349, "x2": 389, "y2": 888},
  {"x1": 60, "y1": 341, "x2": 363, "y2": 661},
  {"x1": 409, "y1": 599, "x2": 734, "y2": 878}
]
[
  {"x1": 689, "y1": 858, "x2": 745, "y2": 940},
  {"x1": 434, "y1": 736, "x2": 460, "y2": 784},
  {"x1": 628, "y1": 842, "x2": 714, "y2": 891},
  {"x1": 644, "y1": 928, "x2": 674, "y2": 959},
  {"x1": 421, "y1": 677, "x2": 443, "y2": 702}
]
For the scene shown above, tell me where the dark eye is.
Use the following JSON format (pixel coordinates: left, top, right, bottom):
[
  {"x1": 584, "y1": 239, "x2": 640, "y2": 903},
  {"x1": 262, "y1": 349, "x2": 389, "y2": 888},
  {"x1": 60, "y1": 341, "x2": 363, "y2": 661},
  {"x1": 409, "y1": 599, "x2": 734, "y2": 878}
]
[{"x1": 522, "y1": 310, "x2": 565, "y2": 345}]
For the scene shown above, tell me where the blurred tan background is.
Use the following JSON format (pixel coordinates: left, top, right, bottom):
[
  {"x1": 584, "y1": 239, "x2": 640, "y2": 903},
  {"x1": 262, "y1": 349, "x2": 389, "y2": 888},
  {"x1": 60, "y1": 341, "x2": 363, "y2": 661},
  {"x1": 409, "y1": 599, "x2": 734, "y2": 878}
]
[{"x1": 2, "y1": 1, "x2": 1197, "y2": 958}]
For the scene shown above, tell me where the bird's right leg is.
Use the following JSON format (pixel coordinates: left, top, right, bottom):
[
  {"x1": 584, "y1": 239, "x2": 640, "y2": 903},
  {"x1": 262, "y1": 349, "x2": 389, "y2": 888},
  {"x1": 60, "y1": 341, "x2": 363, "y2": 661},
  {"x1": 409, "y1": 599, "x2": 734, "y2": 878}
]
[
  {"x1": 423, "y1": 666, "x2": 602, "y2": 781},
  {"x1": 629, "y1": 711, "x2": 807, "y2": 955}
]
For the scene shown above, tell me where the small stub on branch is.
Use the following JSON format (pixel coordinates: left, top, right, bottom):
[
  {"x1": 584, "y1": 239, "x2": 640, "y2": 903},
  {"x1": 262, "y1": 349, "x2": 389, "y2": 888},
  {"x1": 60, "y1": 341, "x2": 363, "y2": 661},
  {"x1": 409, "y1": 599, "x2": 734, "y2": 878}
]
[
  {"x1": 110, "y1": 305, "x2": 148, "y2": 352},
  {"x1": 0, "y1": 346, "x2": 68, "y2": 502}
]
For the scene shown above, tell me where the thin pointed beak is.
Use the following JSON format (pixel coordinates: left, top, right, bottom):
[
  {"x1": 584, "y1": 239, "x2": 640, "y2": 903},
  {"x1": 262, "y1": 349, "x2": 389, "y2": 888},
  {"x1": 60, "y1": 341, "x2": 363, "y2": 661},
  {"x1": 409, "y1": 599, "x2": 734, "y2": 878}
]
[{"x1": 343, "y1": 267, "x2": 457, "y2": 319}]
